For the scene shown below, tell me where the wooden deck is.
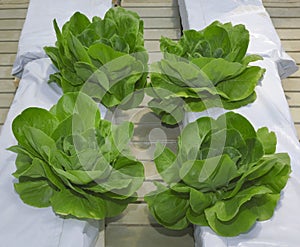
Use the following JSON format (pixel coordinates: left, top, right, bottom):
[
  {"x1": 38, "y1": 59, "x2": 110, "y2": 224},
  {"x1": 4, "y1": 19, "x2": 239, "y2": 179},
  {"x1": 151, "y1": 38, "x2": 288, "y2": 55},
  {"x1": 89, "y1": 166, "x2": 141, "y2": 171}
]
[
  {"x1": 103, "y1": 1, "x2": 194, "y2": 246},
  {"x1": 0, "y1": 0, "x2": 28, "y2": 133},
  {"x1": 0, "y1": 0, "x2": 299, "y2": 246},
  {"x1": 263, "y1": 0, "x2": 300, "y2": 137}
]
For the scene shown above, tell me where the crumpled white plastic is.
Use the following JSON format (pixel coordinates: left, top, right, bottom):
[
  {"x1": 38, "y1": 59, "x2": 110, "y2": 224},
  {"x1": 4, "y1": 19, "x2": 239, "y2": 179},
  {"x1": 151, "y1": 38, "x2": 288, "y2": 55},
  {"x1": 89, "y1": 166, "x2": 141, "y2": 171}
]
[
  {"x1": 177, "y1": 0, "x2": 298, "y2": 79},
  {"x1": 0, "y1": 58, "x2": 107, "y2": 247},
  {"x1": 183, "y1": 58, "x2": 300, "y2": 247},
  {"x1": 12, "y1": 0, "x2": 112, "y2": 78}
]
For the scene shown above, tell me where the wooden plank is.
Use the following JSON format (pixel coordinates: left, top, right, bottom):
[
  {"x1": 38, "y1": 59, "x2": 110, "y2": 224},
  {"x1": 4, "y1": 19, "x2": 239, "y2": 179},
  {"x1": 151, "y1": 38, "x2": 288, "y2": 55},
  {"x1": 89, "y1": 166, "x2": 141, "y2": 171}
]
[
  {"x1": 0, "y1": 93, "x2": 14, "y2": 107},
  {"x1": 281, "y1": 40, "x2": 300, "y2": 52},
  {"x1": 144, "y1": 28, "x2": 181, "y2": 40},
  {"x1": 271, "y1": 18, "x2": 300, "y2": 28},
  {"x1": 0, "y1": 30, "x2": 21, "y2": 41},
  {"x1": 282, "y1": 78, "x2": 300, "y2": 91},
  {"x1": 143, "y1": 17, "x2": 181, "y2": 29},
  {"x1": 94, "y1": 222, "x2": 105, "y2": 247},
  {"x1": 266, "y1": 7, "x2": 300, "y2": 17},
  {"x1": 124, "y1": 7, "x2": 179, "y2": 17},
  {"x1": 0, "y1": 66, "x2": 13, "y2": 78},
  {"x1": 145, "y1": 40, "x2": 162, "y2": 52},
  {"x1": 112, "y1": 107, "x2": 164, "y2": 124},
  {"x1": 149, "y1": 51, "x2": 163, "y2": 63},
  {"x1": 105, "y1": 225, "x2": 194, "y2": 247},
  {"x1": 0, "y1": 107, "x2": 8, "y2": 124},
  {"x1": 137, "y1": 181, "x2": 158, "y2": 199},
  {"x1": 132, "y1": 123, "x2": 180, "y2": 142},
  {"x1": 122, "y1": 0, "x2": 176, "y2": 3},
  {"x1": 140, "y1": 94, "x2": 155, "y2": 107},
  {"x1": 277, "y1": 29, "x2": 300, "y2": 40},
  {"x1": 290, "y1": 107, "x2": 300, "y2": 122},
  {"x1": 130, "y1": 141, "x2": 177, "y2": 161},
  {"x1": 122, "y1": 0, "x2": 178, "y2": 7},
  {"x1": 0, "y1": 4, "x2": 28, "y2": 9},
  {"x1": 122, "y1": 2, "x2": 178, "y2": 7},
  {"x1": 107, "y1": 203, "x2": 157, "y2": 226},
  {"x1": 143, "y1": 161, "x2": 161, "y2": 180},
  {"x1": 0, "y1": 53, "x2": 16, "y2": 65},
  {"x1": 285, "y1": 92, "x2": 300, "y2": 106},
  {"x1": 0, "y1": 0, "x2": 29, "y2": 4},
  {"x1": 0, "y1": 79, "x2": 16, "y2": 92},
  {"x1": 0, "y1": 41, "x2": 18, "y2": 52},
  {"x1": 263, "y1": 0, "x2": 300, "y2": 2},
  {"x1": 111, "y1": 106, "x2": 180, "y2": 125},
  {"x1": 263, "y1": 2, "x2": 300, "y2": 7},
  {"x1": 0, "y1": 19, "x2": 24, "y2": 30},
  {"x1": 0, "y1": 8, "x2": 27, "y2": 19},
  {"x1": 289, "y1": 68, "x2": 300, "y2": 78},
  {"x1": 288, "y1": 52, "x2": 300, "y2": 63},
  {"x1": 295, "y1": 124, "x2": 300, "y2": 138}
]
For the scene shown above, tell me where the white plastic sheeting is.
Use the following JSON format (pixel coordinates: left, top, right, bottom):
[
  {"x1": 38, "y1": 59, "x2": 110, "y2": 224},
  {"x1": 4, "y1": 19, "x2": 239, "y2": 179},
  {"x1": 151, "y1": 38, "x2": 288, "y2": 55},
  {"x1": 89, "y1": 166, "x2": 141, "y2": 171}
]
[
  {"x1": 12, "y1": 0, "x2": 112, "y2": 78},
  {"x1": 0, "y1": 58, "x2": 107, "y2": 247},
  {"x1": 177, "y1": 0, "x2": 298, "y2": 79},
  {"x1": 184, "y1": 58, "x2": 300, "y2": 247}
]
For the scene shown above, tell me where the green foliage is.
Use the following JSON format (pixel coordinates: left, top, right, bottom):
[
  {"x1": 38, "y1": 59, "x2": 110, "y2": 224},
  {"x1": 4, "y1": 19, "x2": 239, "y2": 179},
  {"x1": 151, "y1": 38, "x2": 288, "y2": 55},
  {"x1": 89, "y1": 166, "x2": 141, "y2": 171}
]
[
  {"x1": 44, "y1": 7, "x2": 148, "y2": 109},
  {"x1": 145, "y1": 112, "x2": 291, "y2": 236},
  {"x1": 148, "y1": 21, "x2": 265, "y2": 125},
  {"x1": 8, "y1": 92, "x2": 144, "y2": 220}
]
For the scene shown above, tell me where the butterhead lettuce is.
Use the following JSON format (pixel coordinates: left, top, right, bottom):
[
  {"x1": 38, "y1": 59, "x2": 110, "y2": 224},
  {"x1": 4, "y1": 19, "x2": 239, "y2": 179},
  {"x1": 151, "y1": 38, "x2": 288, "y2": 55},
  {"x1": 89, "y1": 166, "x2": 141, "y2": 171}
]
[
  {"x1": 44, "y1": 7, "x2": 148, "y2": 109},
  {"x1": 8, "y1": 92, "x2": 144, "y2": 219},
  {"x1": 148, "y1": 21, "x2": 266, "y2": 125},
  {"x1": 145, "y1": 112, "x2": 291, "y2": 236}
]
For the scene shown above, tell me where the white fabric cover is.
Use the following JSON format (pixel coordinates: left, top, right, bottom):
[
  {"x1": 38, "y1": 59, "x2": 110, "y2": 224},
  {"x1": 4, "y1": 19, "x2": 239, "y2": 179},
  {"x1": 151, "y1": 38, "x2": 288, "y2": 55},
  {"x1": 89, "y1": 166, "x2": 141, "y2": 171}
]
[
  {"x1": 184, "y1": 58, "x2": 300, "y2": 247},
  {"x1": 0, "y1": 58, "x2": 107, "y2": 247},
  {"x1": 177, "y1": 0, "x2": 298, "y2": 79},
  {"x1": 12, "y1": 0, "x2": 112, "y2": 78}
]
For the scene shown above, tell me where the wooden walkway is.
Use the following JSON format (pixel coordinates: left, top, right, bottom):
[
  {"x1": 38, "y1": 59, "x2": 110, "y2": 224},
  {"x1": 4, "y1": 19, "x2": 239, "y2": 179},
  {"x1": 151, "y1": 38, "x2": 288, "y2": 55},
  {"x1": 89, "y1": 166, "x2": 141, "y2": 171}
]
[
  {"x1": 103, "y1": 1, "x2": 195, "y2": 246},
  {"x1": 0, "y1": 0, "x2": 28, "y2": 134},
  {"x1": 263, "y1": 0, "x2": 300, "y2": 137},
  {"x1": 0, "y1": 0, "x2": 299, "y2": 246}
]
